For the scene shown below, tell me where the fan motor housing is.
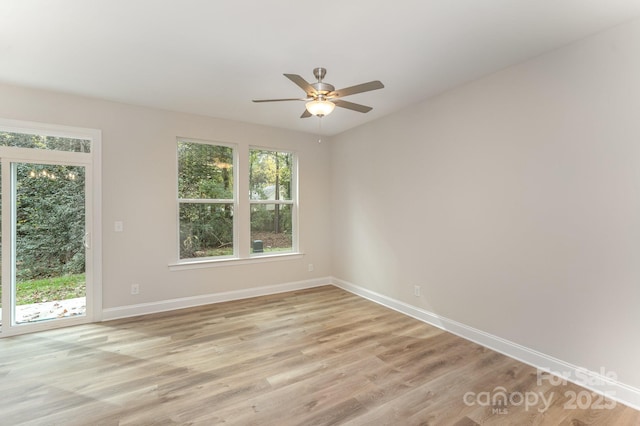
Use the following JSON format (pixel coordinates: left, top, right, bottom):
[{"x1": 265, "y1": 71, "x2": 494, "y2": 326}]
[{"x1": 311, "y1": 82, "x2": 335, "y2": 95}]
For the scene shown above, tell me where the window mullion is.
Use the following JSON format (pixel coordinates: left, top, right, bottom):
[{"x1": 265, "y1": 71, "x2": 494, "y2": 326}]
[
  {"x1": 179, "y1": 198, "x2": 234, "y2": 204},
  {"x1": 249, "y1": 199, "x2": 294, "y2": 205},
  {"x1": 237, "y1": 144, "x2": 250, "y2": 258}
]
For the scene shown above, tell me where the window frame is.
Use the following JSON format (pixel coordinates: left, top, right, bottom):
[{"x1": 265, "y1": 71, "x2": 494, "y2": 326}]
[
  {"x1": 171, "y1": 140, "x2": 300, "y2": 269},
  {"x1": 176, "y1": 138, "x2": 238, "y2": 262}
]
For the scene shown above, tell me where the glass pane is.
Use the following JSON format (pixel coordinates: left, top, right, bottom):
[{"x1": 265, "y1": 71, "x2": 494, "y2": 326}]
[
  {"x1": 180, "y1": 203, "x2": 233, "y2": 259},
  {"x1": 250, "y1": 204, "x2": 292, "y2": 254},
  {"x1": 178, "y1": 142, "x2": 233, "y2": 199},
  {"x1": 0, "y1": 132, "x2": 90, "y2": 153},
  {"x1": 249, "y1": 150, "x2": 292, "y2": 201},
  {"x1": 14, "y1": 163, "x2": 86, "y2": 324}
]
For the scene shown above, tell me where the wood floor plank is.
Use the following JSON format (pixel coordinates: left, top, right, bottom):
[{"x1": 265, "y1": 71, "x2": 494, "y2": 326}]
[{"x1": 0, "y1": 285, "x2": 638, "y2": 425}]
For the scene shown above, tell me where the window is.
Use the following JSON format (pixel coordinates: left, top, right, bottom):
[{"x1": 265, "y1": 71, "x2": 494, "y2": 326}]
[
  {"x1": 0, "y1": 131, "x2": 90, "y2": 152},
  {"x1": 250, "y1": 149, "x2": 296, "y2": 255},
  {"x1": 177, "y1": 140, "x2": 235, "y2": 259},
  {"x1": 176, "y1": 141, "x2": 298, "y2": 264}
]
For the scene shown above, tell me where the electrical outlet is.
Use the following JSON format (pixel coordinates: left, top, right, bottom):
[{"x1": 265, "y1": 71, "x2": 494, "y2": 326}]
[
  {"x1": 131, "y1": 283, "x2": 139, "y2": 295},
  {"x1": 114, "y1": 221, "x2": 124, "y2": 232},
  {"x1": 414, "y1": 285, "x2": 421, "y2": 297},
  {"x1": 308, "y1": 263, "x2": 314, "y2": 272}
]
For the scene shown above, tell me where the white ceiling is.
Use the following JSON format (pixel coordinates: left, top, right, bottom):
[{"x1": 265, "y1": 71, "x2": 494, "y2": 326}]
[{"x1": 1, "y1": 1, "x2": 640, "y2": 136}]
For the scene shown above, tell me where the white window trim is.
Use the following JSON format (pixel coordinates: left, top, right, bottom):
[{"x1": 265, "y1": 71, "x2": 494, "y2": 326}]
[
  {"x1": 249, "y1": 199, "x2": 295, "y2": 205},
  {"x1": 168, "y1": 252, "x2": 304, "y2": 271}
]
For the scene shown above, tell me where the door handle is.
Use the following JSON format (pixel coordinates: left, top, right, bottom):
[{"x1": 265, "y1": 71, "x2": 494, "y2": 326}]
[{"x1": 83, "y1": 232, "x2": 91, "y2": 249}]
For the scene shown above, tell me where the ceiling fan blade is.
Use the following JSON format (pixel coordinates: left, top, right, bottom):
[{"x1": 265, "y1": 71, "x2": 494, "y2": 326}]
[
  {"x1": 329, "y1": 80, "x2": 384, "y2": 98},
  {"x1": 333, "y1": 99, "x2": 373, "y2": 113},
  {"x1": 300, "y1": 109, "x2": 312, "y2": 118},
  {"x1": 284, "y1": 74, "x2": 316, "y2": 96},
  {"x1": 252, "y1": 98, "x2": 306, "y2": 103}
]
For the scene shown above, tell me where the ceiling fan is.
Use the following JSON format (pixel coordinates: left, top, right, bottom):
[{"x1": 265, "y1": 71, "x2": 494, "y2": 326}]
[{"x1": 253, "y1": 67, "x2": 384, "y2": 118}]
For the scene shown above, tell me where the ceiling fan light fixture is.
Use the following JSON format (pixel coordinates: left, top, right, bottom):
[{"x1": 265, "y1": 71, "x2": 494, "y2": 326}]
[
  {"x1": 253, "y1": 68, "x2": 384, "y2": 119},
  {"x1": 305, "y1": 99, "x2": 335, "y2": 117}
]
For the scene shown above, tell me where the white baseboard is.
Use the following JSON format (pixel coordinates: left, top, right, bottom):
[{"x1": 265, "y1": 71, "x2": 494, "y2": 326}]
[
  {"x1": 102, "y1": 277, "x2": 331, "y2": 321},
  {"x1": 331, "y1": 277, "x2": 640, "y2": 411}
]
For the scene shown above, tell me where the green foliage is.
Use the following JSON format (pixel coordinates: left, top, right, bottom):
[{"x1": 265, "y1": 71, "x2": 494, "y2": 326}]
[
  {"x1": 251, "y1": 207, "x2": 273, "y2": 232},
  {"x1": 249, "y1": 149, "x2": 293, "y2": 237},
  {"x1": 15, "y1": 163, "x2": 86, "y2": 281},
  {"x1": 180, "y1": 203, "x2": 233, "y2": 258},
  {"x1": 0, "y1": 132, "x2": 89, "y2": 298},
  {"x1": 0, "y1": 131, "x2": 90, "y2": 152},
  {"x1": 178, "y1": 142, "x2": 233, "y2": 199},
  {"x1": 251, "y1": 205, "x2": 292, "y2": 233},
  {"x1": 249, "y1": 150, "x2": 292, "y2": 200},
  {"x1": 178, "y1": 142, "x2": 234, "y2": 258}
]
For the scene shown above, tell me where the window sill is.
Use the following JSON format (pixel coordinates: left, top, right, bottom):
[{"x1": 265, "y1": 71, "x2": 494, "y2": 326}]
[{"x1": 168, "y1": 252, "x2": 304, "y2": 271}]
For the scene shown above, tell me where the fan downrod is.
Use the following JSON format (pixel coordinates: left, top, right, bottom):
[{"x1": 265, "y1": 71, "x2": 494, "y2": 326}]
[{"x1": 313, "y1": 67, "x2": 327, "y2": 81}]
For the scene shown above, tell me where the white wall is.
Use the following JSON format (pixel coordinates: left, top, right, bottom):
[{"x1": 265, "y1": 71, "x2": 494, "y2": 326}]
[
  {"x1": 331, "y1": 19, "x2": 640, "y2": 390},
  {"x1": 0, "y1": 83, "x2": 332, "y2": 310}
]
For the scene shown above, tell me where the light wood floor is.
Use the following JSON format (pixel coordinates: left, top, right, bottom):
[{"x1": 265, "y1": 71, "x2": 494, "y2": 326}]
[{"x1": 0, "y1": 286, "x2": 638, "y2": 425}]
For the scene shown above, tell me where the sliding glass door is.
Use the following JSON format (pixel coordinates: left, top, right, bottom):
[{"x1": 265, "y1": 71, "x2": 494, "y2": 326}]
[{"x1": 0, "y1": 122, "x2": 99, "y2": 336}]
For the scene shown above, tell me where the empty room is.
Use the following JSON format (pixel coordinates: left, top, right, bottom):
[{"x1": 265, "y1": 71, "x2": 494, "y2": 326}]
[{"x1": 0, "y1": 1, "x2": 639, "y2": 424}]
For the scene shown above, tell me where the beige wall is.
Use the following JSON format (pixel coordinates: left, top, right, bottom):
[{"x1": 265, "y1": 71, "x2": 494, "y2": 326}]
[
  {"x1": 331, "y1": 19, "x2": 640, "y2": 389},
  {"x1": 0, "y1": 83, "x2": 332, "y2": 309}
]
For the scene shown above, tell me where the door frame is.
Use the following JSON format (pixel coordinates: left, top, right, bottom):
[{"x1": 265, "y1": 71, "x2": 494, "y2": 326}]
[{"x1": 0, "y1": 118, "x2": 101, "y2": 337}]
